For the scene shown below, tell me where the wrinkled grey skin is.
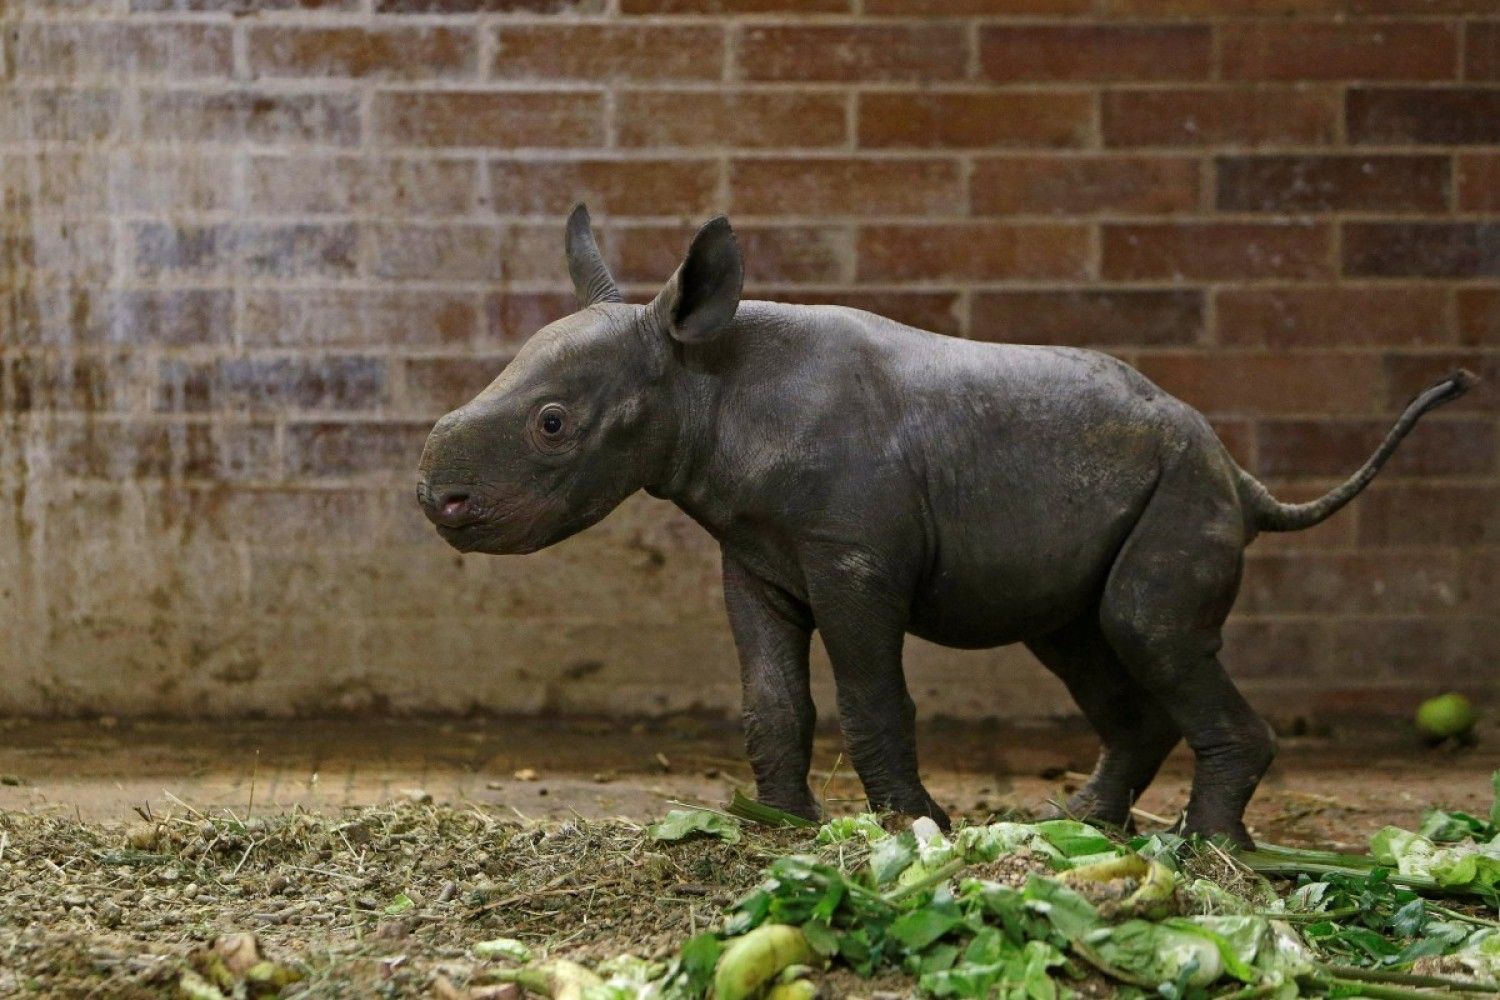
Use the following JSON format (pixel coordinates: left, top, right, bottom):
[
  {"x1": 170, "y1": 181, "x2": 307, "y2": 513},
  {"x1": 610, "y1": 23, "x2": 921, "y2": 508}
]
[{"x1": 418, "y1": 206, "x2": 1474, "y2": 847}]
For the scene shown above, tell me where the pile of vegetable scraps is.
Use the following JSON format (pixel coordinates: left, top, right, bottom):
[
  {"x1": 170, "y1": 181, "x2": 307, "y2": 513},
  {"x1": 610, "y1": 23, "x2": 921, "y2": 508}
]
[{"x1": 479, "y1": 774, "x2": 1500, "y2": 999}]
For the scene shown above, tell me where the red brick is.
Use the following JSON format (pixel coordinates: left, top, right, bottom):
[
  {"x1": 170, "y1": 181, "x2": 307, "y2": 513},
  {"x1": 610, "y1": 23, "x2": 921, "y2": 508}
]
[
  {"x1": 3, "y1": 355, "x2": 136, "y2": 413},
  {"x1": 3, "y1": 289, "x2": 234, "y2": 349},
  {"x1": 2, "y1": 89, "x2": 119, "y2": 144},
  {"x1": 980, "y1": 25, "x2": 1211, "y2": 83},
  {"x1": 971, "y1": 290, "x2": 1202, "y2": 347},
  {"x1": 1103, "y1": 88, "x2": 1339, "y2": 148},
  {"x1": 1460, "y1": 551, "x2": 1500, "y2": 607},
  {"x1": 156, "y1": 357, "x2": 388, "y2": 414},
  {"x1": 131, "y1": 224, "x2": 358, "y2": 281},
  {"x1": 1327, "y1": 618, "x2": 1498, "y2": 686},
  {"x1": 1468, "y1": 22, "x2": 1500, "y2": 79},
  {"x1": 368, "y1": 223, "x2": 504, "y2": 282},
  {"x1": 373, "y1": 91, "x2": 603, "y2": 149},
  {"x1": 377, "y1": 0, "x2": 600, "y2": 10},
  {"x1": 1221, "y1": 619, "x2": 1325, "y2": 679},
  {"x1": 1216, "y1": 287, "x2": 1452, "y2": 348},
  {"x1": 1104, "y1": 223, "x2": 1333, "y2": 282},
  {"x1": 1239, "y1": 551, "x2": 1463, "y2": 615},
  {"x1": 287, "y1": 421, "x2": 431, "y2": 479},
  {"x1": 1344, "y1": 223, "x2": 1500, "y2": 279},
  {"x1": 1134, "y1": 352, "x2": 1382, "y2": 415},
  {"x1": 1350, "y1": 0, "x2": 1500, "y2": 13},
  {"x1": 489, "y1": 159, "x2": 719, "y2": 216},
  {"x1": 1212, "y1": 419, "x2": 1255, "y2": 467},
  {"x1": 1221, "y1": 21, "x2": 1457, "y2": 82},
  {"x1": 14, "y1": 24, "x2": 233, "y2": 79},
  {"x1": 402, "y1": 356, "x2": 515, "y2": 415},
  {"x1": 1456, "y1": 154, "x2": 1500, "y2": 211},
  {"x1": 1297, "y1": 686, "x2": 1455, "y2": 720},
  {"x1": 1458, "y1": 289, "x2": 1500, "y2": 346},
  {"x1": 2, "y1": 152, "x2": 236, "y2": 214},
  {"x1": 243, "y1": 291, "x2": 479, "y2": 349},
  {"x1": 738, "y1": 24, "x2": 967, "y2": 83},
  {"x1": 134, "y1": 0, "x2": 356, "y2": 10},
  {"x1": 1383, "y1": 351, "x2": 1498, "y2": 411},
  {"x1": 857, "y1": 224, "x2": 1090, "y2": 283},
  {"x1": 608, "y1": 224, "x2": 850, "y2": 285},
  {"x1": 1256, "y1": 419, "x2": 1495, "y2": 477},
  {"x1": 246, "y1": 155, "x2": 479, "y2": 216},
  {"x1": 1348, "y1": 88, "x2": 1500, "y2": 145},
  {"x1": 623, "y1": 0, "x2": 843, "y2": 10},
  {"x1": 858, "y1": 92, "x2": 1093, "y2": 150},
  {"x1": 755, "y1": 291, "x2": 963, "y2": 336},
  {"x1": 53, "y1": 421, "x2": 279, "y2": 482},
  {"x1": 113, "y1": 291, "x2": 235, "y2": 348},
  {"x1": 731, "y1": 158, "x2": 961, "y2": 217},
  {"x1": 1105, "y1": 0, "x2": 1344, "y2": 12},
  {"x1": 139, "y1": 91, "x2": 360, "y2": 146},
  {"x1": 618, "y1": 91, "x2": 846, "y2": 149},
  {"x1": 249, "y1": 27, "x2": 476, "y2": 80},
  {"x1": 973, "y1": 156, "x2": 1199, "y2": 215},
  {"x1": 493, "y1": 25, "x2": 724, "y2": 82},
  {"x1": 868, "y1": 0, "x2": 1091, "y2": 11},
  {"x1": 178, "y1": 488, "x2": 377, "y2": 547},
  {"x1": 1, "y1": 218, "x2": 114, "y2": 280},
  {"x1": 1216, "y1": 156, "x2": 1450, "y2": 213},
  {"x1": 1358, "y1": 485, "x2": 1500, "y2": 547},
  {"x1": 485, "y1": 293, "x2": 579, "y2": 341}
]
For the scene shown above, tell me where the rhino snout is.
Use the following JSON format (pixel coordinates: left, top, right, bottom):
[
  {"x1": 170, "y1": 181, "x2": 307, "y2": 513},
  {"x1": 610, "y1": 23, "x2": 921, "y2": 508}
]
[{"x1": 416, "y1": 480, "x2": 479, "y2": 529}]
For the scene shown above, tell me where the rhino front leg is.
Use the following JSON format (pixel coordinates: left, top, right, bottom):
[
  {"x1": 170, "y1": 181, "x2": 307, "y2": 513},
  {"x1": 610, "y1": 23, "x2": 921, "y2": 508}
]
[
  {"x1": 723, "y1": 555, "x2": 820, "y2": 821},
  {"x1": 807, "y1": 557, "x2": 949, "y2": 829}
]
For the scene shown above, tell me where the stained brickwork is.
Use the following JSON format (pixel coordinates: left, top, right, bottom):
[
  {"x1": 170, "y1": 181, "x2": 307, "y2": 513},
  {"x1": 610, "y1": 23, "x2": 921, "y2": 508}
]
[{"x1": 1, "y1": 0, "x2": 1495, "y2": 720}]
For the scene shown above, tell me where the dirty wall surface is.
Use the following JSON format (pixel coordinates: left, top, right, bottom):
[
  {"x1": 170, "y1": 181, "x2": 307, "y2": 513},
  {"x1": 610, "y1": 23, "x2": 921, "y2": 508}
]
[{"x1": 0, "y1": 0, "x2": 1495, "y2": 719}]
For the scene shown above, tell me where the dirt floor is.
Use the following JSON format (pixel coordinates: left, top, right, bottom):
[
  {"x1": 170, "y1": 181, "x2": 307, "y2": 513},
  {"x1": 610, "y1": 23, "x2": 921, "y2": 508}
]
[
  {"x1": 4, "y1": 715, "x2": 1497, "y2": 849},
  {"x1": 2, "y1": 715, "x2": 1498, "y2": 998}
]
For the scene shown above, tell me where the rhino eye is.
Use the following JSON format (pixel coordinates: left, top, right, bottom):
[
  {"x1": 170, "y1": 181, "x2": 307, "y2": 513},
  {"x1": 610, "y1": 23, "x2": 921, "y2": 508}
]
[{"x1": 529, "y1": 403, "x2": 575, "y2": 454}]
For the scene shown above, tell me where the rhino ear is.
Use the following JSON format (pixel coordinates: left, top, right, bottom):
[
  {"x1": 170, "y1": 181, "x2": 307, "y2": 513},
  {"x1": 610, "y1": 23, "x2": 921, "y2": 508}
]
[
  {"x1": 652, "y1": 216, "x2": 743, "y2": 344},
  {"x1": 564, "y1": 203, "x2": 622, "y2": 308}
]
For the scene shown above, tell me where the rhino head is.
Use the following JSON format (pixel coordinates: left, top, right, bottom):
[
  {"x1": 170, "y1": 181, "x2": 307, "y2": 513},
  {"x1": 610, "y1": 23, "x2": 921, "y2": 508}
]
[{"x1": 415, "y1": 205, "x2": 742, "y2": 554}]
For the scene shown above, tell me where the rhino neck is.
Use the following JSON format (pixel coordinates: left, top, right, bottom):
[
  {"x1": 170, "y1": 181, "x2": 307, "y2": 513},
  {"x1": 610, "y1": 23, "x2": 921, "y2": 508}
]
[
  {"x1": 642, "y1": 358, "x2": 718, "y2": 509},
  {"x1": 643, "y1": 306, "x2": 790, "y2": 542}
]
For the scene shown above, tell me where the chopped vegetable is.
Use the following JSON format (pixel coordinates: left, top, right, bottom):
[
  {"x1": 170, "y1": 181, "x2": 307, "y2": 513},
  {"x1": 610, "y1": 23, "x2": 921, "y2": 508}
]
[
  {"x1": 727, "y1": 790, "x2": 819, "y2": 829},
  {"x1": 473, "y1": 937, "x2": 532, "y2": 962},
  {"x1": 476, "y1": 772, "x2": 1500, "y2": 999},
  {"x1": 814, "y1": 814, "x2": 888, "y2": 845},
  {"x1": 764, "y1": 979, "x2": 818, "y2": 1000},
  {"x1": 491, "y1": 959, "x2": 603, "y2": 999},
  {"x1": 713, "y1": 924, "x2": 816, "y2": 1000},
  {"x1": 648, "y1": 808, "x2": 742, "y2": 844}
]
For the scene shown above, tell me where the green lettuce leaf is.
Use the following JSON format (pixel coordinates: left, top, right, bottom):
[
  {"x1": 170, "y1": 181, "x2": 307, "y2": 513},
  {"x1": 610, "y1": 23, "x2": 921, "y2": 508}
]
[
  {"x1": 648, "y1": 808, "x2": 742, "y2": 844},
  {"x1": 815, "y1": 813, "x2": 889, "y2": 845}
]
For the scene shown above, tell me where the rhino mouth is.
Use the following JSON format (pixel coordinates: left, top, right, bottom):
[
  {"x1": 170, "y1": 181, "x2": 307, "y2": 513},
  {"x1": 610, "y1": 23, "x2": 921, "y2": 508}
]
[{"x1": 435, "y1": 511, "x2": 549, "y2": 555}]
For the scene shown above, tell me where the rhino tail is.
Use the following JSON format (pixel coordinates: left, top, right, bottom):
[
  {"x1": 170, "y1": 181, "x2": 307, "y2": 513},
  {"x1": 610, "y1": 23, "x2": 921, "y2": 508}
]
[{"x1": 1236, "y1": 369, "x2": 1477, "y2": 533}]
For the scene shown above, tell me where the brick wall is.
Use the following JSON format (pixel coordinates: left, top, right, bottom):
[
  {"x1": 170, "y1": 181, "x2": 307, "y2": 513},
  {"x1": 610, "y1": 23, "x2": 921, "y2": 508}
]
[{"x1": 1, "y1": 0, "x2": 1495, "y2": 721}]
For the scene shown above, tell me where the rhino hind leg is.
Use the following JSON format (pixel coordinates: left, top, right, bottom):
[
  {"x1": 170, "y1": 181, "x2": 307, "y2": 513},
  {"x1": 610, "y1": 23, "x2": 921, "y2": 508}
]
[
  {"x1": 1096, "y1": 471, "x2": 1276, "y2": 849},
  {"x1": 1026, "y1": 616, "x2": 1182, "y2": 830}
]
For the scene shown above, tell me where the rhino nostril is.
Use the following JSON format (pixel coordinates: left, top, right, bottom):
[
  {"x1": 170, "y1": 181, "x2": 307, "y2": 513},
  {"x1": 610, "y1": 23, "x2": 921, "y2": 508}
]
[{"x1": 441, "y1": 493, "x2": 470, "y2": 519}]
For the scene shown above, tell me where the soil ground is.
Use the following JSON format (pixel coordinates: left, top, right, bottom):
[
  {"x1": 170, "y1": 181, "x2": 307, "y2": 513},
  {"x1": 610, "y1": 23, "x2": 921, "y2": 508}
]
[
  {"x1": 4, "y1": 716, "x2": 1497, "y2": 849},
  {"x1": 2, "y1": 715, "x2": 1497, "y2": 998}
]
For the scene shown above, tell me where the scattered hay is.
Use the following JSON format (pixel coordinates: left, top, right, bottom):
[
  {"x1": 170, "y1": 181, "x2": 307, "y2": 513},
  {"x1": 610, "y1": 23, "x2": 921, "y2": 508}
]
[{"x1": 0, "y1": 803, "x2": 801, "y2": 997}]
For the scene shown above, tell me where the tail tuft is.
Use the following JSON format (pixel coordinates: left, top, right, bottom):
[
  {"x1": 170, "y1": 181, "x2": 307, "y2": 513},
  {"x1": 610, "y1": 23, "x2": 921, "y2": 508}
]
[{"x1": 1447, "y1": 368, "x2": 1479, "y2": 395}]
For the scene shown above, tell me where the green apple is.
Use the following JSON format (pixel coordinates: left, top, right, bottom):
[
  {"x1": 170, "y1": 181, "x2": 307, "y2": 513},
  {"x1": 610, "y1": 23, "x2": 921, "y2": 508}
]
[{"x1": 1416, "y1": 693, "x2": 1477, "y2": 740}]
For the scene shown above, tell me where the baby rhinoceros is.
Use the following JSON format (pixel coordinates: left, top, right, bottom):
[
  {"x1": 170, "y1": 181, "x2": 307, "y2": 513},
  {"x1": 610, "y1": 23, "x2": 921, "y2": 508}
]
[{"x1": 417, "y1": 206, "x2": 1474, "y2": 847}]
